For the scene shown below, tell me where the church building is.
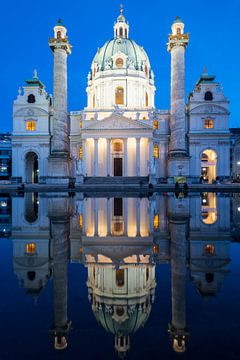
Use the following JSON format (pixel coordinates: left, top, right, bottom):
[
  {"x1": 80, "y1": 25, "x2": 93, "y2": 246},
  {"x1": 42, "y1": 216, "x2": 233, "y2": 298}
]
[{"x1": 11, "y1": 9, "x2": 231, "y2": 184}]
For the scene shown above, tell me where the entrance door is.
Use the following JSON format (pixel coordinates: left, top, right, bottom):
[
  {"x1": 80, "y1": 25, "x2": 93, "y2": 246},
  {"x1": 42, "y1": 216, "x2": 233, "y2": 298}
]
[{"x1": 114, "y1": 158, "x2": 123, "y2": 176}]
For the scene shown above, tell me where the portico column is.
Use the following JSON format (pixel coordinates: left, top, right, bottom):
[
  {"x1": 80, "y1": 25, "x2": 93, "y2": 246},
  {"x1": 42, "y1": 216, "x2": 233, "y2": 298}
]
[
  {"x1": 124, "y1": 139, "x2": 128, "y2": 176},
  {"x1": 107, "y1": 139, "x2": 111, "y2": 176},
  {"x1": 82, "y1": 140, "x2": 86, "y2": 176},
  {"x1": 94, "y1": 139, "x2": 98, "y2": 177},
  {"x1": 136, "y1": 138, "x2": 141, "y2": 176}
]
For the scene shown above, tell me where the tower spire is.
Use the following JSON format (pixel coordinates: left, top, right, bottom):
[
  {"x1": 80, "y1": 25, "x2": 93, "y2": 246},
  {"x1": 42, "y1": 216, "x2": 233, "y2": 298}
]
[{"x1": 114, "y1": 3, "x2": 129, "y2": 39}]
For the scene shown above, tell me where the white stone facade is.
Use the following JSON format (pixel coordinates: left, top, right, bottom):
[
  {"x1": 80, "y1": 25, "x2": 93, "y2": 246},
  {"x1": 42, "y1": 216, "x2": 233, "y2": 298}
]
[{"x1": 11, "y1": 13, "x2": 231, "y2": 184}]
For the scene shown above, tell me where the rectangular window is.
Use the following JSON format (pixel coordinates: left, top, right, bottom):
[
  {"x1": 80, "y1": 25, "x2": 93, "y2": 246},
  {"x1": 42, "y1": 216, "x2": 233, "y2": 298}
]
[
  {"x1": 26, "y1": 121, "x2": 36, "y2": 131},
  {"x1": 153, "y1": 120, "x2": 158, "y2": 130},
  {"x1": 26, "y1": 243, "x2": 36, "y2": 254},
  {"x1": 79, "y1": 145, "x2": 83, "y2": 160},
  {"x1": 204, "y1": 119, "x2": 214, "y2": 129}
]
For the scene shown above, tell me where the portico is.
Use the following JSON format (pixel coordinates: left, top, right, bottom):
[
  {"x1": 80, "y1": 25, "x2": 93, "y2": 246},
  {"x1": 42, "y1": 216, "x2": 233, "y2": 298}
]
[{"x1": 78, "y1": 114, "x2": 154, "y2": 178}]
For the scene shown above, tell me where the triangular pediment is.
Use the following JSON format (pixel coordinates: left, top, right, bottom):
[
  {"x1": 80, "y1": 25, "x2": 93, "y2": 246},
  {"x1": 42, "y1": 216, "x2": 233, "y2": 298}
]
[{"x1": 83, "y1": 113, "x2": 153, "y2": 131}]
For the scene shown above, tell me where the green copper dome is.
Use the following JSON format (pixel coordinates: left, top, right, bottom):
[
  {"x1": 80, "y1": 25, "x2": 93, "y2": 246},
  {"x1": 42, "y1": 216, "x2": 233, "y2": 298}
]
[{"x1": 93, "y1": 38, "x2": 151, "y2": 72}]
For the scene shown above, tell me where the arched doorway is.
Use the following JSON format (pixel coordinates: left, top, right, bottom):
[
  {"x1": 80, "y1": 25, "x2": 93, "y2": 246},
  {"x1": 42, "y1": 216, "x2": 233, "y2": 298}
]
[
  {"x1": 201, "y1": 150, "x2": 217, "y2": 183},
  {"x1": 25, "y1": 152, "x2": 38, "y2": 183}
]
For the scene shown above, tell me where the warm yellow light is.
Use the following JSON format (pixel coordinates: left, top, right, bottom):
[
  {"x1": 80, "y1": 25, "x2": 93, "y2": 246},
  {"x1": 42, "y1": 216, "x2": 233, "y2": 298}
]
[
  {"x1": 154, "y1": 145, "x2": 159, "y2": 159},
  {"x1": 154, "y1": 214, "x2": 159, "y2": 229},
  {"x1": 79, "y1": 120, "x2": 83, "y2": 128},
  {"x1": 153, "y1": 244, "x2": 159, "y2": 254},
  {"x1": 26, "y1": 243, "x2": 36, "y2": 254},
  {"x1": 204, "y1": 119, "x2": 214, "y2": 129},
  {"x1": 204, "y1": 244, "x2": 215, "y2": 255},
  {"x1": 26, "y1": 120, "x2": 36, "y2": 131},
  {"x1": 79, "y1": 214, "x2": 83, "y2": 229},
  {"x1": 79, "y1": 145, "x2": 83, "y2": 160},
  {"x1": 153, "y1": 120, "x2": 158, "y2": 130}
]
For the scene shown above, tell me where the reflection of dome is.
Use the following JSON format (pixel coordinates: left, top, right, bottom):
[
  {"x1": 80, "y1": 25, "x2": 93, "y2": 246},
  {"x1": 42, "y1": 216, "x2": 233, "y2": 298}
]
[
  {"x1": 87, "y1": 264, "x2": 156, "y2": 358},
  {"x1": 93, "y1": 38, "x2": 151, "y2": 72}
]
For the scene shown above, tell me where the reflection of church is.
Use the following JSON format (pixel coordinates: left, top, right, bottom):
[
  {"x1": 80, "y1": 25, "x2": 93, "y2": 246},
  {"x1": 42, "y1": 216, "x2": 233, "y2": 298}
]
[
  {"x1": 10, "y1": 192, "x2": 233, "y2": 357},
  {"x1": 11, "y1": 8, "x2": 230, "y2": 185}
]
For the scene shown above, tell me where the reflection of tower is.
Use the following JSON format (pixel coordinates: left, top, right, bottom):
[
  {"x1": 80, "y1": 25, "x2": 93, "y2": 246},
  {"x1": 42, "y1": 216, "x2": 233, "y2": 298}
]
[
  {"x1": 168, "y1": 197, "x2": 189, "y2": 352},
  {"x1": 47, "y1": 20, "x2": 72, "y2": 184},
  {"x1": 167, "y1": 17, "x2": 189, "y2": 178},
  {"x1": 87, "y1": 261, "x2": 156, "y2": 358},
  {"x1": 49, "y1": 198, "x2": 72, "y2": 350}
]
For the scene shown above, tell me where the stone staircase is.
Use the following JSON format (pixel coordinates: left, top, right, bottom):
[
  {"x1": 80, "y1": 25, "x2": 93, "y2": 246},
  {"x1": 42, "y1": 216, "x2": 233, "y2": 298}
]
[{"x1": 84, "y1": 176, "x2": 149, "y2": 185}]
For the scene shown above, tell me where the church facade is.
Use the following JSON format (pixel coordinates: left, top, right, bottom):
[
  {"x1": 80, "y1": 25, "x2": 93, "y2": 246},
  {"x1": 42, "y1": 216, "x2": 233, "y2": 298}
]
[{"x1": 11, "y1": 10, "x2": 231, "y2": 184}]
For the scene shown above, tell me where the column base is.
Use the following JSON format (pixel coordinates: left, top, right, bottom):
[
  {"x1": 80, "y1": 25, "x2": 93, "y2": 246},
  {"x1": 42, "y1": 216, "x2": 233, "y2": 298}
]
[
  {"x1": 47, "y1": 155, "x2": 72, "y2": 185},
  {"x1": 168, "y1": 153, "x2": 190, "y2": 180}
]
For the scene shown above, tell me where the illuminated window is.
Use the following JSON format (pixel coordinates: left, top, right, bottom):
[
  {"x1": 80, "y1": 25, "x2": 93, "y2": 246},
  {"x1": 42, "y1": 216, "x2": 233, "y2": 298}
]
[
  {"x1": 205, "y1": 91, "x2": 213, "y2": 101},
  {"x1": 154, "y1": 214, "x2": 159, "y2": 229},
  {"x1": 113, "y1": 222, "x2": 124, "y2": 235},
  {"x1": 79, "y1": 145, "x2": 83, "y2": 160},
  {"x1": 177, "y1": 27, "x2": 181, "y2": 34},
  {"x1": 116, "y1": 269, "x2": 124, "y2": 287},
  {"x1": 79, "y1": 247, "x2": 83, "y2": 254},
  {"x1": 113, "y1": 141, "x2": 123, "y2": 152},
  {"x1": 153, "y1": 120, "x2": 158, "y2": 129},
  {"x1": 26, "y1": 120, "x2": 36, "y2": 131},
  {"x1": 116, "y1": 58, "x2": 124, "y2": 68},
  {"x1": 145, "y1": 92, "x2": 149, "y2": 107},
  {"x1": 79, "y1": 214, "x2": 83, "y2": 229},
  {"x1": 204, "y1": 244, "x2": 215, "y2": 255},
  {"x1": 153, "y1": 244, "x2": 159, "y2": 254},
  {"x1": 26, "y1": 243, "x2": 36, "y2": 254},
  {"x1": 204, "y1": 119, "x2": 214, "y2": 129},
  {"x1": 79, "y1": 120, "x2": 82, "y2": 129},
  {"x1": 143, "y1": 117, "x2": 147, "y2": 120},
  {"x1": 154, "y1": 145, "x2": 159, "y2": 159},
  {"x1": 115, "y1": 87, "x2": 124, "y2": 105},
  {"x1": 145, "y1": 65, "x2": 148, "y2": 77},
  {"x1": 93, "y1": 94, "x2": 96, "y2": 108},
  {"x1": 28, "y1": 94, "x2": 35, "y2": 103},
  {"x1": 57, "y1": 31, "x2": 61, "y2": 39}
]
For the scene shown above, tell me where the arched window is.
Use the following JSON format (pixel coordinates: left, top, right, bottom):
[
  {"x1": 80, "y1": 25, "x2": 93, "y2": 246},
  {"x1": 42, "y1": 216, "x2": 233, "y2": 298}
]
[
  {"x1": 115, "y1": 87, "x2": 124, "y2": 105},
  {"x1": 116, "y1": 306, "x2": 124, "y2": 317},
  {"x1": 119, "y1": 27, "x2": 123, "y2": 37},
  {"x1": 116, "y1": 269, "x2": 124, "y2": 287},
  {"x1": 113, "y1": 140, "x2": 123, "y2": 152},
  {"x1": 154, "y1": 145, "x2": 159, "y2": 159},
  {"x1": 153, "y1": 120, "x2": 158, "y2": 129},
  {"x1": 125, "y1": 29, "x2": 127, "y2": 38},
  {"x1": 145, "y1": 92, "x2": 149, "y2": 107},
  {"x1": 205, "y1": 273, "x2": 214, "y2": 283},
  {"x1": 205, "y1": 91, "x2": 213, "y2": 101},
  {"x1": 146, "y1": 267, "x2": 149, "y2": 282},
  {"x1": 116, "y1": 58, "x2": 124, "y2": 68},
  {"x1": 27, "y1": 271, "x2": 36, "y2": 281},
  {"x1": 28, "y1": 94, "x2": 35, "y2": 103},
  {"x1": 93, "y1": 94, "x2": 96, "y2": 108},
  {"x1": 177, "y1": 27, "x2": 181, "y2": 35},
  {"x1": 154, "y1": 214, "x2": 159, "y2": 229},
  {"x1": 57, "y1": 31, "x2": 61, "y2": 39}
]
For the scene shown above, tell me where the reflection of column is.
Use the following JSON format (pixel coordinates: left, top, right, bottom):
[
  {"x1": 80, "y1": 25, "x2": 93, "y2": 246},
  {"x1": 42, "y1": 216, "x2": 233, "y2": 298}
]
[
  {"x1": 124, "y1": 139, "x2": 128, "y2": 176},
  {"x1": 49, "y1": 199, "x2": 71, "y2": 350},
  {"x1": 136, "y1": 198, "x2": 140, "y2": 236},
  {"x1": 124, "y1": 198, "x2": 128, "y2": 235},
  {"x1": 149, "y1": 139, "x2": 153, "y2": 174},
  {"x1": 94, "y1": 139, "x2": 98, "y2": 176},
  {"x1": 107, "y1": 198, "x2": 111, "y2": 235},
  {"x1": 107, "y1": 139, "x2": 111, "y2": 176},
  {"x1": 169, "y1": 216, "x2": 189, "y2": 353},
  {"x1": 95, "y1": 198, "x2": 98, "y2": 236},
  {"x1": 136, "y1": 138, "x2": 140, "y2": 176}
]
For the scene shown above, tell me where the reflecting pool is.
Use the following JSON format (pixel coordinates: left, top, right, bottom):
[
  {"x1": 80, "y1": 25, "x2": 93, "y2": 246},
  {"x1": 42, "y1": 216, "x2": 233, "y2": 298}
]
[{"x1": 0, "y1": 192, "x2": 240, "y2": 359}]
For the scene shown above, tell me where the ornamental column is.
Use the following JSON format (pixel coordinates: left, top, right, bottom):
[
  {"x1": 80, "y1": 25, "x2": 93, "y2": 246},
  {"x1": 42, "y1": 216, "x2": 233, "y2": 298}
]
[
  {"x1": 107, "y1": 139, "x2": 111, "y2": 176},
  {"x1": 167, "y1": 17, "x2": 190, "y2": 179},
  {"x1": 48, "y1": 20, "x2": 72, "y2": 185},
  {"x1": 124, "y1": 139, "x2": 128, "y2": 176},
  {"x1": 94, "y1": 139, "x2": 98, "y2": 177}
]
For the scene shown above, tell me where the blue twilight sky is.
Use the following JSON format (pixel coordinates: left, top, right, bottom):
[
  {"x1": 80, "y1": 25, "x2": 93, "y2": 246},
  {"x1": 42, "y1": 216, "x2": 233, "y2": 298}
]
[{"x1": 1, "y1": 0, "x2": 239, "y2": 132}]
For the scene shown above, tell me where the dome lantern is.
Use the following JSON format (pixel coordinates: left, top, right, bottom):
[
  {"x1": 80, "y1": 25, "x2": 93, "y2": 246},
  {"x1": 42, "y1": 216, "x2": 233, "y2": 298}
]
[{"x1": 114, "y1": 5, "x2": 129, "y2": 39}]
